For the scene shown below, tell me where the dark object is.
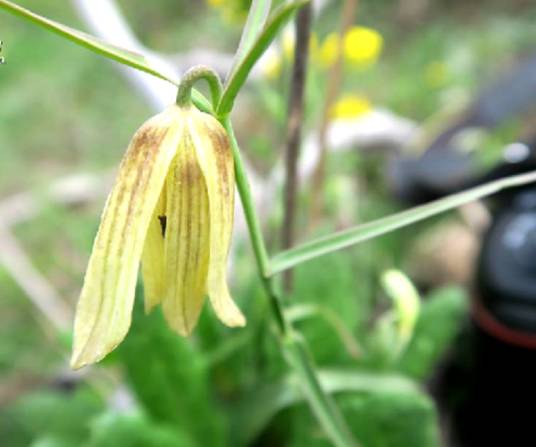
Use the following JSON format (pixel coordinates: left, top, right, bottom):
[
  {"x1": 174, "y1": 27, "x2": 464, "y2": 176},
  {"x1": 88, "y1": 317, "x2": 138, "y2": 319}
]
[
  {"x1": 414, "y1": 152, "x2": 536, "y2": 446},
  {"x1": 390, "y1": 52, "x2": 536, "y2": 204},
  {"x1": 389, "y1": 53, "x2": 536, "y2": 446},
  {"x1": 476, "y1": 188, "x2": 536, "y2": 343},
  {"x1": 435, "y1": 323, "x2": 536, "y2": 447}
]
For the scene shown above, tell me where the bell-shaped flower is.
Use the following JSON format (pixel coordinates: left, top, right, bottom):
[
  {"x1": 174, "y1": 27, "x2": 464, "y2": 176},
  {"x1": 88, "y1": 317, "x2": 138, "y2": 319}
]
[{"x1": 71, "y1": 104, "x2": 245, "y2": 369}]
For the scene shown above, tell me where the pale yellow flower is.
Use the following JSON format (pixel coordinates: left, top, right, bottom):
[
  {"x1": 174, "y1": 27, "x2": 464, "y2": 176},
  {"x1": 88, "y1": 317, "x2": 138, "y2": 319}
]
[
  {"x1": 330, "y1": 94, "x2": 372, "y2": 120},
  {"x1": 343, "y1": 26, "x2": 383, "y2": 67},
  {"x1": 71, "y1": 105, "x2": 245, "y2": 369}
]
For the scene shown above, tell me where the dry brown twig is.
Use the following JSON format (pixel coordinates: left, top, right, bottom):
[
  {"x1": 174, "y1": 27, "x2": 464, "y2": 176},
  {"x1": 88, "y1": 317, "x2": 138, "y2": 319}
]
[{"x1": 282, "y1": 3, "x2": 313, "y2": 292}]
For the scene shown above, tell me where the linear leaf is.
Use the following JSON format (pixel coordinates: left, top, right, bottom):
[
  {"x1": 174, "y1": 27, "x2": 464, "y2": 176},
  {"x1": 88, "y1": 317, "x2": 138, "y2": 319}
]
[
  {"x1": 283, "y1": 338, "x2": 358, "y2": 447},
  {"x1": 226, "y1": 0, "x2": 271, "y2": 83},
  {"x1": 286, "y1": 304, "x2": 362, "y2": 359},
  {"x1": 0, "y1": 0, "x2": 178, "y2": 85},
  {"x1": 236, "y1": 368, "x2": 418, "y2": 445},
  {"x1": 270, "y1": 170, "x2": 536, "y2": 274},
  {"x1": 217, "y1": 0, "x2": 309, "y2": 115}
]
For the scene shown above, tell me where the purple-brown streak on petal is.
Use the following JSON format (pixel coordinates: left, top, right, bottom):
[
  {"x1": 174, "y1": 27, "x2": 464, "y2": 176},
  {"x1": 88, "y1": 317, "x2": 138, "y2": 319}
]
[{"x1": 72, "y1": 111, "x2": 179, "y2": 368}]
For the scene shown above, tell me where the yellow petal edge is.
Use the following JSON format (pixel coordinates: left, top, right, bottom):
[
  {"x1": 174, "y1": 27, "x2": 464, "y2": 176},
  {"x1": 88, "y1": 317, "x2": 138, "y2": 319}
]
[
  {"x1": 70, "y1": 107, "x2": 183, "y2": 369},
  {"x1": 189, "y1": 109, "x2": 246, "y2": 328},
  {"x1": 161, "y1": 126, "x2": 211, "y2": 336}
]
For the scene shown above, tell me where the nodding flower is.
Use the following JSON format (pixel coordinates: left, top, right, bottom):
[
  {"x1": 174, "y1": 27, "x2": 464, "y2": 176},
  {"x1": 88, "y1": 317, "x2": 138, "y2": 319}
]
[{"x1": 71, "y1": 104, "x2": 245, "y2": 369}]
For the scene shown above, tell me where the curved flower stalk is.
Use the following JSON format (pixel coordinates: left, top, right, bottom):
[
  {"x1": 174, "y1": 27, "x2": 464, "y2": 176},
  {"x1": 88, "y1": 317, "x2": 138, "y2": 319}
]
[{"x1": 71, "y1": 103, "x2": 245, "y2": 369}]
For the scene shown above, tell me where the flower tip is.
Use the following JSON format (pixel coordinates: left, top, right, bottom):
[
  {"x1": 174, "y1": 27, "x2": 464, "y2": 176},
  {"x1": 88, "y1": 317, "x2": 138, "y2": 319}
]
[
  {"x1": 69, "y1": 347, "x2": 95, "y2": 370},
  {"x1": 69, "y1": 355, "x2": 87, "y2": 371},
  {"x1": 69, "y1": 342, "x2": 120, "y2": 370},
  {"x1": 226, "y1": 308, "x2": 246, "y2": 327},
  {"x1": 163, "y1": 315, "x2": 195, "y2": 338},
  {"x1": 143, "y1": 300, "x2": 158, "y2": 315},
  {"x1": 214, "y1": 301, "x2": 246, "y2": 328},
  {"x1": 230, "y1": 314, "x2": 246, "y2": 328},
  {"x1": 70, "y1": 332, "x2": 125, "y2": 370}
]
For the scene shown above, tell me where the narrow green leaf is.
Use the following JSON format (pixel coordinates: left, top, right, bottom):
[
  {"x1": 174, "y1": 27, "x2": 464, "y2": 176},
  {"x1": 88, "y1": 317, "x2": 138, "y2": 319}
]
[
  {"x1": 283, "y1": 337, "x2": 358, "y2": 447},
  {"x1": 225, "y1": 116, "x2": 355, "y2": 445},
  {"x1": 226, "y1": 0, "x2": 271, "y2": 84},
  {"x1": 286, "y1": 304, "x2": 362, "y2": 359},
  {"x1": 235, "y1": 368, "x2": 418, "y2": 445},
  {"x1": 0, "y1": 0, "x2": 177, "y2": 85},
  {"x1": 217, "y1": 0, "x2": 309, "y2": 115},
  {"x1": 270, "y1": 170, "x2": 536, "y2": 274}
]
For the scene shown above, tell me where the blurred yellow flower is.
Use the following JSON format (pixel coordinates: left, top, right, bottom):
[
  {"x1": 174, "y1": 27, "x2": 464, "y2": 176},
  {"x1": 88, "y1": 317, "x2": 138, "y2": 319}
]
[
  {"x1": 343, "y1": 26, "x2": 383, "y2": 67},
  {"x1": 318, "y1": 32, "x2": 341, "y2": 68},
  {"x1": 424, "y1": 61, "x2": 448, "y2": 87},
  {"x1": 207, "y1": 0, "x2": 224, "y2": 7},
  {"x1": 330, "y1": 94, "x2": 372, "y2": 120},
  {"x1": 316, "y1": 27, "x2": 383, "y2": 69}
]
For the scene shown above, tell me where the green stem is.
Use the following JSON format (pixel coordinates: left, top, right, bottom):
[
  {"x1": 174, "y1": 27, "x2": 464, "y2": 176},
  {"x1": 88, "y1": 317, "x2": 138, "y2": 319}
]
[
  {"x1": 284, "y1": 336, "x2": 359, "y2": 447},
  {"x1": 222, "y1": 119, "x2": 271, "y2": 278},
  {"x1": 222, "y1": 119, "x2": 286, "y2": 334},
  {"x1": 222, "y1": 116, "x2": 357, "y2": 447},
  {"x1": 176, "y1": 65, "x2": 222, "y2": 109}
]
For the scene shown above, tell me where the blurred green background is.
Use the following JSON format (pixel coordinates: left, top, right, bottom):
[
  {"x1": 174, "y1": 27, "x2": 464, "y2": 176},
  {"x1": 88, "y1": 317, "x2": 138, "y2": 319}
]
[{"x1": 1, "y1": 0, "x2": 536, "y2": 446}]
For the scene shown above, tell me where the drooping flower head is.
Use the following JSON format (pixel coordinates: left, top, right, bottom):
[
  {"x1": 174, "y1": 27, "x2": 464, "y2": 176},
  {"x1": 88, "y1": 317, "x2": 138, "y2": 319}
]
[{"x1": 71, "y1": 104, "x2": 245, "y2": 369}]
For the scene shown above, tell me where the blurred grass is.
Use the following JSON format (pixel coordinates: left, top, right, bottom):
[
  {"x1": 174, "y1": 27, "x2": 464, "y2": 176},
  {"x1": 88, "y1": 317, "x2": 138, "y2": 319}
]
[{"x1": 0, "y1": 1, "x2": 149, "y2": 193}]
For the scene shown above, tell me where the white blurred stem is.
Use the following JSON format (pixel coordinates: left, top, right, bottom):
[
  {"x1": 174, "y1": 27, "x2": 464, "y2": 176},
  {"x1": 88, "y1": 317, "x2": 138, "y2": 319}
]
[{"x1": 0, "y1": 227, "x2": 71, "y2": 331}]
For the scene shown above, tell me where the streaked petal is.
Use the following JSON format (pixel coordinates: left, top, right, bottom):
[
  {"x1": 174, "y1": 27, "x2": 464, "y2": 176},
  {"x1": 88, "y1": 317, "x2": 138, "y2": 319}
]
[
  {"x1": 161, "y1": 130, "x2": 210, "y2": 336},
  {"x1": 141, "y1": 189, "x2": 166, "y2": 313},
  {"x1": 189, "y1": 110, "x2": 245, "y2": 327},
  {"x1": 71, "y1": 106, "x2": 183, "y2": 369}
]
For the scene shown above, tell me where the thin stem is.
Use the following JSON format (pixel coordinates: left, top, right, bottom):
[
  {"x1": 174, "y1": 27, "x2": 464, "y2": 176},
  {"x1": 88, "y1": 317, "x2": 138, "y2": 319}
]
[
  {"x1": 284, "y1": 336, "x2": 359, "y2": 447},
  {"x1": 282, "y1": 3, "x2": 312, "y2": 292},
  {"x1": 223, "y1": 119, "x2": 271, "y2": 277},
  {"x1": 176, "y1": 65, "x2": 222, "y2": 109},
  {"x1": 223, "y1": 118, "x2": 287, "y2": 333},
  {"x1": 222, "y1": 116, "x2": 357, "y2": 447}
]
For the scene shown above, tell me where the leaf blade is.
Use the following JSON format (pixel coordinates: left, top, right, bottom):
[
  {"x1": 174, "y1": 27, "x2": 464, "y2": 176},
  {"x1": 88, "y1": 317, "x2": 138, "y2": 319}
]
[
  {"x1": 283, "y1": 338, "x2": 358, "y2": 447},
  {"x1": 217, "y1": 0, "x2": 309, "y2": 115},
  {"x1": 270, "y1": 170, "x2": 536, "y2": 274},
  {"x1": 0, "y1": 0, "x2": 178, "y2": 85},
  {"x1": 226, "y1": 0, "x2": 272, "y2": 83},
  {"x1": 236, "y1": 368, "x2": 418, "y2": 445}
]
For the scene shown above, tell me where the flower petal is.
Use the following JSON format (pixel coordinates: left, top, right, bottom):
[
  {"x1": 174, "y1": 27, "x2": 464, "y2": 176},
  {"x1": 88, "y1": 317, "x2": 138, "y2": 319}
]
[
  {"x1": 189, "y1": 110, "x2": 245, "y2": 328},
  {"x1": 71, "y1": 106, "x2": 183, "y2": 369},
  {"x1": 141, "y1": 189, "x2": 166, "y2": 313},
  {"x1": 161, "y1": 130, "x2": 210, "y2": 336}
]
